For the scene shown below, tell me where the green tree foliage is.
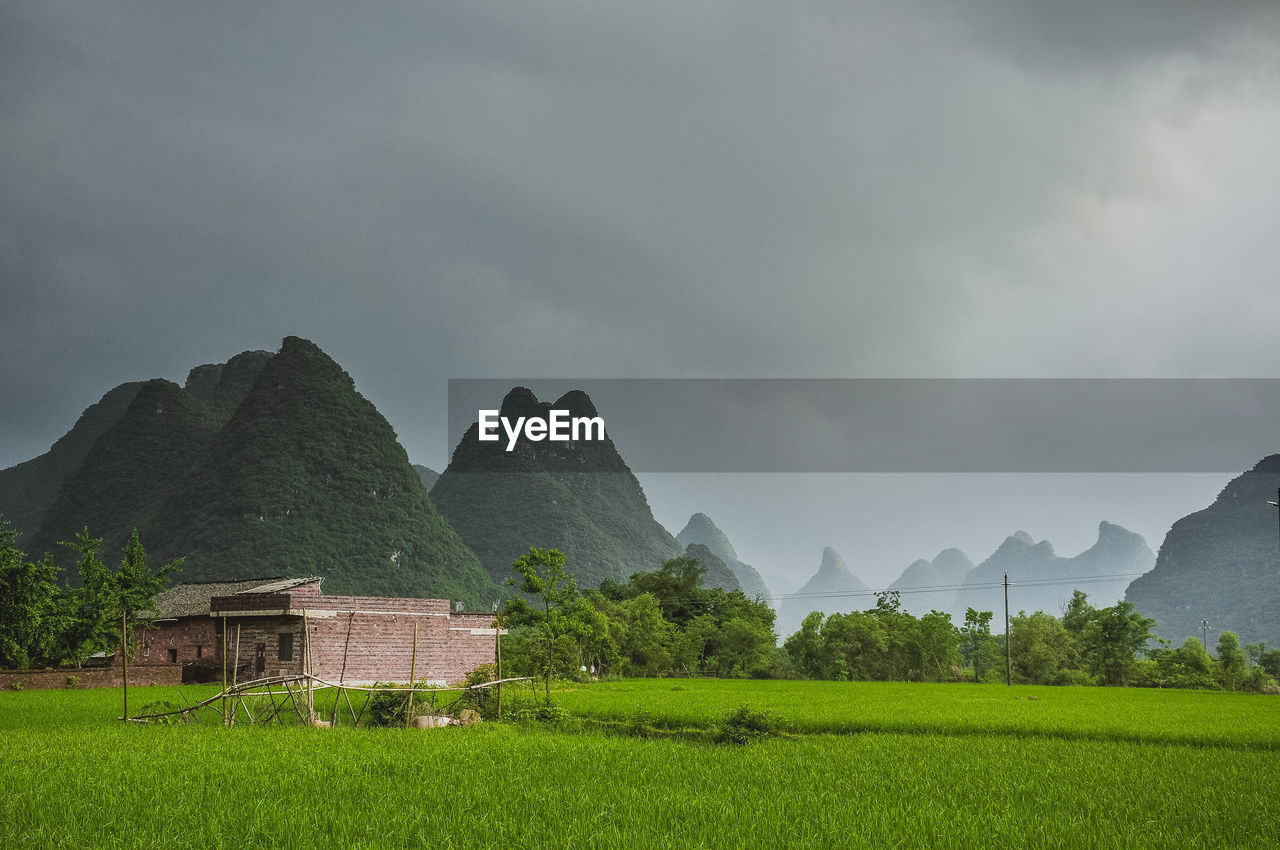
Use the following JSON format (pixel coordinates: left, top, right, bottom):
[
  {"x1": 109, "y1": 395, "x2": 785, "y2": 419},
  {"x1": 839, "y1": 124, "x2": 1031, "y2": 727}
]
[
  {"x1": 0, "y1": 521, "x2": 179, "y2": 670},
  {"x1": 1244, "y1": 641, "x2": 1280, "y2": 680},
  {"x1": 1010, "y1": 610, "x2": 1084, "y2": 685},
  {"x1": 502, "y1": 552, "x2": 778, "y2": 681},
  {"x1": 56, "y1": 527, "x2": 180, "y2": 668},
  {"x1": 781, "y1": 594, "x2": 962, "y2": 682},
  {"x1": 598, "y1": 556, "x2": 778, "y2": 678},
  {"x1": 1061, "y1": 592, "x2": 1155, "y2": 686},
  {"x1": 0, "y1": 518, "x2": 63, "y2": 668},
  {"x1": 1143, "y1": 637, "x2": 1219, "y2": 689},
  {"x1": 961, "y1": 608, "x2": 1001, "y2": 683},
  {"x1": 1216, "y1": 631, "x2": 1249, "y2": 691},
  {"x1": 504, "y1": 547, "x2": 582, "y2": 698}
]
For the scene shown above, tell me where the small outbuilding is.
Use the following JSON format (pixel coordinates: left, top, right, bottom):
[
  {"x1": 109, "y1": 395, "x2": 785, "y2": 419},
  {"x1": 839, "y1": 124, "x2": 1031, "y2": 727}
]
[{"x1": 135, "y1": 577, "x2": 499, "y2": 685}]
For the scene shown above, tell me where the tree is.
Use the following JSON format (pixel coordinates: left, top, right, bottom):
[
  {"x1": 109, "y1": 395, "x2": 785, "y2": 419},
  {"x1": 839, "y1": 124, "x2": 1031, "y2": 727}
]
[
  {"x1": 1009, "y1": 611, "x2": 1079, "y2": 685},
  {"x1": 503, "y1": 547, "x2": 580, "y2": 699},
  {"x1": 628, "y1": 556, "x2": 708, "y2": 627},
  {"x1": 1079, "y1": 601, "x2": 1155, "y2": 686},
  {"x1": 783, "y1": 611, "x2": 828, "y2": 679},
  {"x1": 613, "y1": 592, "x2": 675, "y2": 676},
  {"x1": 706, "y1": 616, "x2": 775, "y2": 678},
  {"x1": 1245, "y1": 641, "x2": 1280, "y2": 680},
  {"x1": 821, "y1": 611, "x2": 887, "y2": 681},
  {"x1": 117, "y1": 528, "x2": 182, "y2": 626},
  {"x1": 56, "y1": 527, "x2": 181, "y2": 668},
  {"x1": 56, "y1": 529, "x2": 114, "y2": 668},
  {"x1": 0, "y1": 518, "x2": 63, "y2": 669},
  {"x1": 1178, "y1": 636, "x2": 1215, "y2": 676},
  {"x1": 1143, "y1": 636, "x2": 1219, "y2": 689},
  {"x1": 961, "y1": 608, "x2": 1001, "y2": 683},
  {"x1": 1216, "y1": 631, "x2": 1248, "y2": 691},
  {"x1": 917, "y1": 611, "x2": 961, "y2": 682},
  {"x1": 573, "y1": 595, "x2": 621, "y2": 677},
  {"x1": 1062, "y1": 590, "x2": 1096, "y2": 637}
]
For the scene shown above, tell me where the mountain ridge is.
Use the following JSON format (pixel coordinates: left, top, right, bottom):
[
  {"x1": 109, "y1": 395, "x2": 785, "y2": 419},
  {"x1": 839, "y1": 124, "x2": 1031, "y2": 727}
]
[{"x1": 430, "y1": 386, "x2": 683, "y2": 589}]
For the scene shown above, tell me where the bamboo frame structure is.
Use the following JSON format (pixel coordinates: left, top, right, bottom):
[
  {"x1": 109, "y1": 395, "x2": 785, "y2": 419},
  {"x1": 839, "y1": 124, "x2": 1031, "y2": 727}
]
[{"x1": 122, "y1": 674, "x2": 534, "y2": 726}]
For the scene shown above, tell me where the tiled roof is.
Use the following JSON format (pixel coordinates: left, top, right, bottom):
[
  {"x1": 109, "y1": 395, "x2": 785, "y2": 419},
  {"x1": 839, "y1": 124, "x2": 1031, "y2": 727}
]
[
  {"x1": 150, "y1": 577, "x2": 298, "y2": 619},
  {"x1": 234, "y1": 576, "x2": 322, "y2": 595}
]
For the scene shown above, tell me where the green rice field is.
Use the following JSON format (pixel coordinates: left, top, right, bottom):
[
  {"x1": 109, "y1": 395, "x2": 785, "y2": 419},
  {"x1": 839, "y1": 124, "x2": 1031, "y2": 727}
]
[{"x1": 2, "y1": 680, "x2": 1277, "y2": 848}]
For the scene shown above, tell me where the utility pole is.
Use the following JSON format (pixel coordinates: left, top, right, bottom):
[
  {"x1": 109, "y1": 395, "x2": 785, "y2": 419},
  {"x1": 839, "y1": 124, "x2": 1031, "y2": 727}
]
[
  {"x1": 1270, "y1": 487, "x2": 1280, "y2": 554},
  {"x1": 1004, "y1": 571, "x2": 1012, "y2": 686},
  {"x1": 1201, "y1": 618, "x2": 1209, "y2": 649},
  {"x1": 121, "y1": 610, "x2": 129, "y2": 722}
]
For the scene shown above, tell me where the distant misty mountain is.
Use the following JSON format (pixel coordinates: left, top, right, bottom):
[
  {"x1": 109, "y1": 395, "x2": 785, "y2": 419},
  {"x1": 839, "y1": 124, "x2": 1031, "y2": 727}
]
[
  {"x1": 413, "y1": 465, "x2": 440, "y2": 491},
  {"x1": 675, "y1": 513, "x2": 772, "y2": 604},
  {"x1": 0, "y1": 337, "x2": 496, "y2": 608},
  {"x1": 1126, "y1": 455, "x2": 1280, "y2": 647},
  {"x1": 762, "y1": 572, "x2": 802, "y2": 601},
  {"x1": 948, "y1": 522, "x2": 1154, "y2": 622},
  {"x1": 888, "y1": 548, "x2": 973, "y2": 617},
  {"x1": 683, "y1": 543, "x2": 742, "y2": 593},
  {"x1": 777, "y1": 546, "x2": 873, "y2": 637},
  {"x1": 430, "y1": 387, "x2": 682, "y2": 589}
]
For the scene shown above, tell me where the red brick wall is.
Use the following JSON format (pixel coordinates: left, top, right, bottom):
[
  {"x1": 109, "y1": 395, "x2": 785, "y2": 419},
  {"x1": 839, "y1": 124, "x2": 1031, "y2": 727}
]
[
  {"x1": 0, "y1": 664, "x2": 181, "y2": 690},
  {"x1": 300, "y1": 608, "x2": 499, "y2": 685},
  {"x1": 157, "y1": 591, "x2": 500, "y2": 686},
  {"x1": 129, "y1": 619, "x2": 220, "y2": 667}
]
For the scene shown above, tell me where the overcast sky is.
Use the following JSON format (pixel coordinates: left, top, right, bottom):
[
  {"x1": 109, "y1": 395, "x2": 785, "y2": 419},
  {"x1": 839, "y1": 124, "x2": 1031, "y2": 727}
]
[{"x1": 3, "y1": 1, "x2": 1279, "y2": 588}]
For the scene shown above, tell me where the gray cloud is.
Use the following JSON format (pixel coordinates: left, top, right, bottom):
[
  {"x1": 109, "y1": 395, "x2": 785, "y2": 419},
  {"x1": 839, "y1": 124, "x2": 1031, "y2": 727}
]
[{"x1": 2, "y1": 1, "x2": 1278, "y2": 582}]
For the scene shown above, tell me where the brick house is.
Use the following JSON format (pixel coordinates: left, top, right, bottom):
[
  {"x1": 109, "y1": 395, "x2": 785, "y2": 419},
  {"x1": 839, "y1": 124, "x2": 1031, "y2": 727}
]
[{"x1": 136, "y1": 577, "x2": 499, "y2": 685}]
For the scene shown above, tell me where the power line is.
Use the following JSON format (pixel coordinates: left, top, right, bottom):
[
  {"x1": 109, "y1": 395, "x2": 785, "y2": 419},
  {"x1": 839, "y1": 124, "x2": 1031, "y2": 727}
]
[
  {"x1": 770, "y1": 571, "x2": 1147, "y2": 603},
  {"x1": 589, "y1": 571, "x2": 1149, "y2": 608}
]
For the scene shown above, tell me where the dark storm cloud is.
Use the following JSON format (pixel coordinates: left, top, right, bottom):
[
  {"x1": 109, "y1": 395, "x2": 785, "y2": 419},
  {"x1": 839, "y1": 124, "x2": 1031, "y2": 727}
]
[
  {"x1": 957, "y1": 0, "x2": 1280, "y2": 69},
  {"x1": 2, "y1": 2, "x2": 1278, "y2": 589}
]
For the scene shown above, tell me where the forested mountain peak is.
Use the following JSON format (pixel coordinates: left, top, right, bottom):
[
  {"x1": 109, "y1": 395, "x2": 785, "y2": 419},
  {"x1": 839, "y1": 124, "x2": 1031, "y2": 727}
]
[
  {"x1": 431, "y1": 387, "x2": 681, "y2": 589},
  {"x1": 675, "y1": 512, "x2": 771, "y2": 604},
  {"x1": 0, "y1": 337, "x2": 495, "y2": 607},
  {"x1": 1126, "y1": 454, "x2": 1280, "y2": 646}
]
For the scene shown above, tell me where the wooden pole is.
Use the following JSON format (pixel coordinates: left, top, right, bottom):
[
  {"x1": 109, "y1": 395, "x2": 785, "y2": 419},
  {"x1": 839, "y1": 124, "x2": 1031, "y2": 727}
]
[
  {"x1": 405, "y1": 622, "x2": 418, "y2": 728},
  {"x1": 303, "y1": 609, "x2": 313, "y2": 724},
  {"x1": 221, "y1": 616, "x2": 228, "y2": 726},
  {"x1": 333, "y1": 611, "x2": 354, "y2": 725},
  {"x1": 1004, "y1": 571, "x2": 1012, "y2": 687},
  {"x1": 231, "y1": 624, "x2": 241, "y2": 726},
  {"x1": 121, "y1": 609, "x2": 129, "y2": 722},
  {"x1": 495, "y1": 619, "x2": 502, "y2": 721}
]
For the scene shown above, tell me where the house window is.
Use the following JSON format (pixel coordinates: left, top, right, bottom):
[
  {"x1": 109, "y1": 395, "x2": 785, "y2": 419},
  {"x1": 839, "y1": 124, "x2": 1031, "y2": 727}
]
[
  {"x1": 196, "y1": 645, "x2": 203, "y2": 658},
  {"x1": 278, "y1": 633, "x2": 294, "y2": 662},
  {"x1": 167, "y1": 648, "x2": 178, "y2": 663}
]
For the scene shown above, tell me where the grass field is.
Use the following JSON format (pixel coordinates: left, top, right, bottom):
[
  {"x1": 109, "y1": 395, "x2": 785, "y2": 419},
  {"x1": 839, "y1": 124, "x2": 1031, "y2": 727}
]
[{"x1": 2, "y1": 680, "x2": 1277, "y2": 848}]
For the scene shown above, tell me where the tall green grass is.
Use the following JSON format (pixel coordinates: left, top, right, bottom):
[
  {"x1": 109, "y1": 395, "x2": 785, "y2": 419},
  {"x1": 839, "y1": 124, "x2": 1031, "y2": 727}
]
[
  {"x1": 2, "y1": 681, "x2": 1276, "y2": 848},
  {"x1": 552, "y1": 678, "x2": 1280, "y2": 747}
]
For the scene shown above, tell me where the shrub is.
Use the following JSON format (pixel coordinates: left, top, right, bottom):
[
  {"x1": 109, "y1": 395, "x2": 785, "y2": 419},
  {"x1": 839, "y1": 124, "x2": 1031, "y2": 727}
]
[
  {"x1": 366, "y1": 682, "x2": 412, "y2": 728},
  {"x1": 714, "y1": 705, "x2": 788, "y2": 745},
  {"x1": 626, "y1": 706, "x2": 657, "y2": 738},
  {"x1": 64, "y1": 674, "x2": 80, "y2": 689},
  {"x1": 9, "y1": 681, "x2": 22, "y2": 691},
  {"x1": 460, "y1": 664, "x2": 498, "y2": 718},
  {"x1": 511, "y1": 701, "x2": 570, "y2": 725}
]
